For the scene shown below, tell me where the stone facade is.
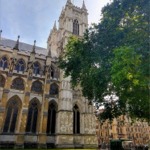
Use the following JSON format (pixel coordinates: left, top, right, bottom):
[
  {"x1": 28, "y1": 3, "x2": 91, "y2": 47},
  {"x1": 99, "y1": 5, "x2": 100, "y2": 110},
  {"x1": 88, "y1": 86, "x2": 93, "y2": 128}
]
[
  {"x1": 0, "y1": 0, "x2": 97, "y2": 148},
  {"x1": 96, "y1": 115, "x2": 150, "y2": 147}
]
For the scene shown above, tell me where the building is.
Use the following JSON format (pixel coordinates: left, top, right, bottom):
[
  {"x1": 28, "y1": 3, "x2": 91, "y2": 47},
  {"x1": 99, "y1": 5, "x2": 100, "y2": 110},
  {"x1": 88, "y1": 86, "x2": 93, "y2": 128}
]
[
  {"x1": 96, "y1": 114, "x2": 150, "y2": 147},
  {"x1": 0, "y1": 0, "x2": 97, "y2": 148}
]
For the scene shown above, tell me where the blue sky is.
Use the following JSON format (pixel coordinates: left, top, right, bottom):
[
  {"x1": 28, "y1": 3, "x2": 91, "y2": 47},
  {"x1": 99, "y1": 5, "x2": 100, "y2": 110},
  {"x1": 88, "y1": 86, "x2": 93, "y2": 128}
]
[{"x1": 0, "y1": 0, "x2": 110, "y2": 48}]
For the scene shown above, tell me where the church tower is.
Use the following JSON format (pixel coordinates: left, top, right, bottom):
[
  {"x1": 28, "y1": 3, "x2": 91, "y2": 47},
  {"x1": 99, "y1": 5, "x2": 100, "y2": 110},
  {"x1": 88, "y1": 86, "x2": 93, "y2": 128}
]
[{"x1": 47, "y1": 0, "x2": 97, "y2": 148}]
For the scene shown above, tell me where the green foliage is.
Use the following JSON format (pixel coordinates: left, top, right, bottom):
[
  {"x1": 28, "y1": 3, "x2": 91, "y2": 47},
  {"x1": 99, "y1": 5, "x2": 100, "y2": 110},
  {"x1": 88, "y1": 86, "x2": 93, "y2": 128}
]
[{"x1": 59, "y1": 0, "x2": 150, "y2": 122}]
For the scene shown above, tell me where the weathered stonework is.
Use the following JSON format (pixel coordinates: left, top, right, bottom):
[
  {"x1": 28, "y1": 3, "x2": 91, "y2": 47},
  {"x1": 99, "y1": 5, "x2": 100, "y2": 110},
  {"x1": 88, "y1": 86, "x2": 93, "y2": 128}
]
[{"x1": 0, "y1": 0, "x2": 97, "y2": 149}]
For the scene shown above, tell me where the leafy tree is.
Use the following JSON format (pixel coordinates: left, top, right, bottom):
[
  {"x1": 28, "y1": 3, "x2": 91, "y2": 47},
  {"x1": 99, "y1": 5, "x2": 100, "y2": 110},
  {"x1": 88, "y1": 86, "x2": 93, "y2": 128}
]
[{"x1": 59, "y1": 0, "x2": 149, "y2": 122}]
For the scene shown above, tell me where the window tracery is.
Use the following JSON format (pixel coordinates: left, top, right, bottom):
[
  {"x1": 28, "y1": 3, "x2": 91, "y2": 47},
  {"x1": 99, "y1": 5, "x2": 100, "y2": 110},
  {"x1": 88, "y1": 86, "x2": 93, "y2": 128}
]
[
  {"x1": 11, "y1": 77, "x2": 25, "y2": 90},
  {"x1": 31, "y1": 80, "x2": 43, "y2": 93},
  {"x1": 73, "y1": 19, "x2": 79, "y2": 35},
  {"x1": 26, "y1": 99, "x2": 39, "y2": 133},
  {"x1": 15, "y1": 59, "x2": 25, "y2": 72},
  {"x1": 73, "y1": 104, "x2": 80, "y2": 134},
  {"x1": 33, "y1": 62, "x2": 40, "y2": 75},
  {"x1": 3, "y1": 99, "x2": 19, "y2": 133},
  {"x1": 50, "y1": 83, "x2": 59, "y2": 95},
  {"x1": 0, "y1": 56, "x2": 8, "y2": 70},
  {"x1": 47, "y1": 102, "x2": 57, "y2": 134}
]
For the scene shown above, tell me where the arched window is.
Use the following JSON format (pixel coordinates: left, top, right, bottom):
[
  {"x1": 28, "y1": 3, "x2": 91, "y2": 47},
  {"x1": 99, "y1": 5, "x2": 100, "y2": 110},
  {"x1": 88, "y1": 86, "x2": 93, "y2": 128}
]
[
  {"x1": 73, "y1": 104, "x2": 80, "y2": 134},
  {"x1": 50, "y1": 83, "x2": 59, "y2": 95},
  {"x1": 73, "y1": 19, "x2": 79, "y2": 35},
  {"x1": 26, "y1": 99, "x2": 39, "y2": 133},
  {"x1": 31, "y1": 80, "x2": 43, "y2": 94},
  {"x1": 33, "y1": 62, "x2": 40, "y2": 75},
  {"x1": 0, "y1": 56, "x2": 8, "y2": 70},
  {"x1": 15, "y1": 59, "x2": 25, "y2": 72},
  {"x1": 3, "y1": 99, "x2": 20, "y2": 133},
  {"x1": 47, "y1": 102, "x2": 57, "y2": 134},
  {"x1": 0, "y1": 75, "x2": 5, "y2": 87},
  {"x1": 11, "y1": 77, "x2": 24, "y2": 90}
]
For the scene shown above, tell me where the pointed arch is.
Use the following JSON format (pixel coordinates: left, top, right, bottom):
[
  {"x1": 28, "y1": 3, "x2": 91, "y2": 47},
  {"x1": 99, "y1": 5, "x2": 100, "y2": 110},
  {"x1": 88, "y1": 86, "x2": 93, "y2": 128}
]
[
  {"x1": 26, "y1": 98, "x2": 40, "y2": 133},
  {"x1": 73, "y1": 104, "x2": 80, "y2": 134},
  {"x1": 0, "y1": 74, "x2": 5, "y2": 87},
  {"x1": 11, "y1": 77, "x2": 25, "y2": 90},
  {"x1": 15, "y1": 58, "x2": 26, "y2": 72},
  {"x1": 46, "y1": 101, "x2": 57, "y2": 134},
  {"x1": 3, "y1": 96, "x2": 22, "y2": 133},
  {"x1": 49, "y1": 83, "x2": 59, "y2": 95},
  {"x1": 0, "y1": 55, "x2": 8, "y2": 70},
  {"x1": 73, "y1": 19, "x2": 79, "y2": 35},
  {"x1": 31, "y1": 80, "x2": 43, "y2": 94},
  {"x1": 33, "y1": 61, "x2": 41, "y2": 75}
]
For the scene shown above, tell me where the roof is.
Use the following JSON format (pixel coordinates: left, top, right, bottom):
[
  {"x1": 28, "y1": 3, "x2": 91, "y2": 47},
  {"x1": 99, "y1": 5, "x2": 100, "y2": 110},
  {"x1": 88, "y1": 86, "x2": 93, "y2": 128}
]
[{"x1": 0, "y1": 38, "x2": 47, "y2": 55}]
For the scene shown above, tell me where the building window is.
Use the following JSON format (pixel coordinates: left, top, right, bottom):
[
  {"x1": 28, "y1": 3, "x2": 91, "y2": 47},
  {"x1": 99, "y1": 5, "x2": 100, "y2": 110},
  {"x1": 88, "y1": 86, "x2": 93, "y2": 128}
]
[
  {"x1": 11, "y1": 77, "x2": 25, "y2": 90},
  {"x1": 33, "y1": 62, "x2": 40, "y2": 75},
  {"x1": 73, "y1": 104, "x2": 80, "y2": 134},
  {"x1": 0, "y1": 56, "x2": 8, "y2": 70},
  {"x1": 26, "y1": 99, "x2": 39, "y2": 133},
  {"x1": 3, "y1": 99, "x2": 19, "y2": 133},
  {"x1": 50, "y1": 83, "x2": 59, "y2": 95},
  {"x1": 0, "y1": 75, "x2": 5, "y2": 87},
  {"x1": 73, "y1": 19, "x2": 79, "y2": 35},
  {"x1": 31, "y1": 80, "x2": 43, "y2": 94},
  {"x1": 47, "y1": 102, "x2": 57, "y2": 134},
  {"x1": 15, "y1": 59, "x2": 25, "y2": 72}
]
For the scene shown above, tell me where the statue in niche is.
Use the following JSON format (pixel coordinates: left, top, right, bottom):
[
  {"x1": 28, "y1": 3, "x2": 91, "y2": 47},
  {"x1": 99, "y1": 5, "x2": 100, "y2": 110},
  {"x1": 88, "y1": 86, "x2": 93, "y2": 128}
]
[
  {"x1": 27, "y1": 61, "x2": 33, "y2": 77},
  {"x1": 9, "y1": 58, "x2": 17, "y2": 73}
]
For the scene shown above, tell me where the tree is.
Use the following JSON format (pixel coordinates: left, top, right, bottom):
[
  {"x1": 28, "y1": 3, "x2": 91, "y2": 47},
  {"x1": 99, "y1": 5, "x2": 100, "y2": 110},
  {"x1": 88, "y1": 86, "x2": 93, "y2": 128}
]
[{"x1": 59, "y1": 0, "x2": 149, "y2": 122}]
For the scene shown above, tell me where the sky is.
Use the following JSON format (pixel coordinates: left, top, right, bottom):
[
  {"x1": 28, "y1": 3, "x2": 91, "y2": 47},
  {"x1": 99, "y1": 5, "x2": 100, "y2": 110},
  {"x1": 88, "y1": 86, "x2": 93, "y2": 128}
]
[{"x1": 0, "y1": 0, "x2": 111, "y2": 48}]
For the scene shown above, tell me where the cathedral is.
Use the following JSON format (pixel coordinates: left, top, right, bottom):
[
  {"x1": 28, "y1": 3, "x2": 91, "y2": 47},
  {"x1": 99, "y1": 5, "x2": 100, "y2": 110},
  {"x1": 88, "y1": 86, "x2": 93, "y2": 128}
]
[{"x1": 0, "y1": 0, "x2": 97, "y2": 149}]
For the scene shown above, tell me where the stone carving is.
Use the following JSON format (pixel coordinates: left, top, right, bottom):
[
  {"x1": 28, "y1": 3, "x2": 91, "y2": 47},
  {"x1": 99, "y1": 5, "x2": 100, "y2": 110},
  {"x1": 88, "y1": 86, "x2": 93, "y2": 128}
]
[
  {"x1": 27, "y1": 61, "x2": 33, "y2": 77},
  {"x1": 73, "y1": 89, "x2": 82, "y2": 99},
  {"x1": 9, "y1": 58, "x2": 17, "y2": 73}
]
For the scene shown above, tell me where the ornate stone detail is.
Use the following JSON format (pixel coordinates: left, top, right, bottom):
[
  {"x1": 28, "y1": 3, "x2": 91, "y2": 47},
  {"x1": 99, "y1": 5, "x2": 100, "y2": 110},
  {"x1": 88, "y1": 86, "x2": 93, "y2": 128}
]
[
  {"x1": 25, "y1": 92, "x2": 30, "y2": 96},
  {"x1": 3, "y1": 88, "x2": 10, "y2": 93},
  {"x1": 73, "y1": 89, "x2": 82, "y2": 99},
  {"x1": 22, "y1": 108, "x2": 28, "y2": 114}
]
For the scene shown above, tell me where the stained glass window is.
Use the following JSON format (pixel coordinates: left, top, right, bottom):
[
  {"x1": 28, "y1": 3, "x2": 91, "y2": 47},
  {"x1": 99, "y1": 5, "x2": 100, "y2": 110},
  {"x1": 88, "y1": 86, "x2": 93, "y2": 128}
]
[
  {"x1": 15, "y1": 59, "x2": 25, "y2": 72},
  {"x1": 46, "y1": 102, "x2": 57, "y2": 134},
  {"x1": 73, "y1": 104, "x2": 80, "y2": 134},
  {"x1": 0, "y1": 75, "x2": 5, "y2": 87},
  {"x1": 0, "y1": 56, "x2": 8, "y2": 70},
  {"x1": 3, "y1": 100, "x2": 19, "y2": 133},
  {"x1": 33, "y1": 62, "x2": 40, "y2": 75},
  {"x1": 31, "y1": 80, "x2": 43, "y2": 93},
  {"x1": 50, "y1": 83, "x2": 59, "y2": 95},
  {"x1": 73, "y1": 19, "x2": 79, "y2": 35},
  {"x1": 11, "y1": 77, "x2": 25, "y2": 90},
  {"x1": 26, "y1": 100, "x2": 39, "y2": 133}
]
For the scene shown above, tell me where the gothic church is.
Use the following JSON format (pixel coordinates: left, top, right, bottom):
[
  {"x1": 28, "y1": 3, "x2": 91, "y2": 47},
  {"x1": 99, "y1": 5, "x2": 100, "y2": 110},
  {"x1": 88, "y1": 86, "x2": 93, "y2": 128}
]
[{"x1": 0, "y1": 0, "x2": 97, "y2": 148}]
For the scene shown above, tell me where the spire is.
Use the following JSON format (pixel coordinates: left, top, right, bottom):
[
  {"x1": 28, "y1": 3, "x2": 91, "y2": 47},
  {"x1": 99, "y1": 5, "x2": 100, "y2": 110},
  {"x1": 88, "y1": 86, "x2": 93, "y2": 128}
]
[
  {"x1": 0, "y1": 30, "x2": 2, "y2": 44},
  {"x1": 13, "y1": 35, "x2": 20, "y2": 50},
  {"x1": 67, "y1": 0, "x2": 71, "y2": 4},
  {"x1": 0, "y1": 30, "x2": 2, "y2": 40},
  {"x1": 53, "y1": 21, "x2": 57, "y2": 30},
  {"x1": 66, "y1": 0, "x2": 72, "y2": 6},
  {"x1": 32, "y1": 40, "x2": 36, "y2": 53},
  {"x1": 82, "y1": 0, "x2": 87, "y2": 10}
]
